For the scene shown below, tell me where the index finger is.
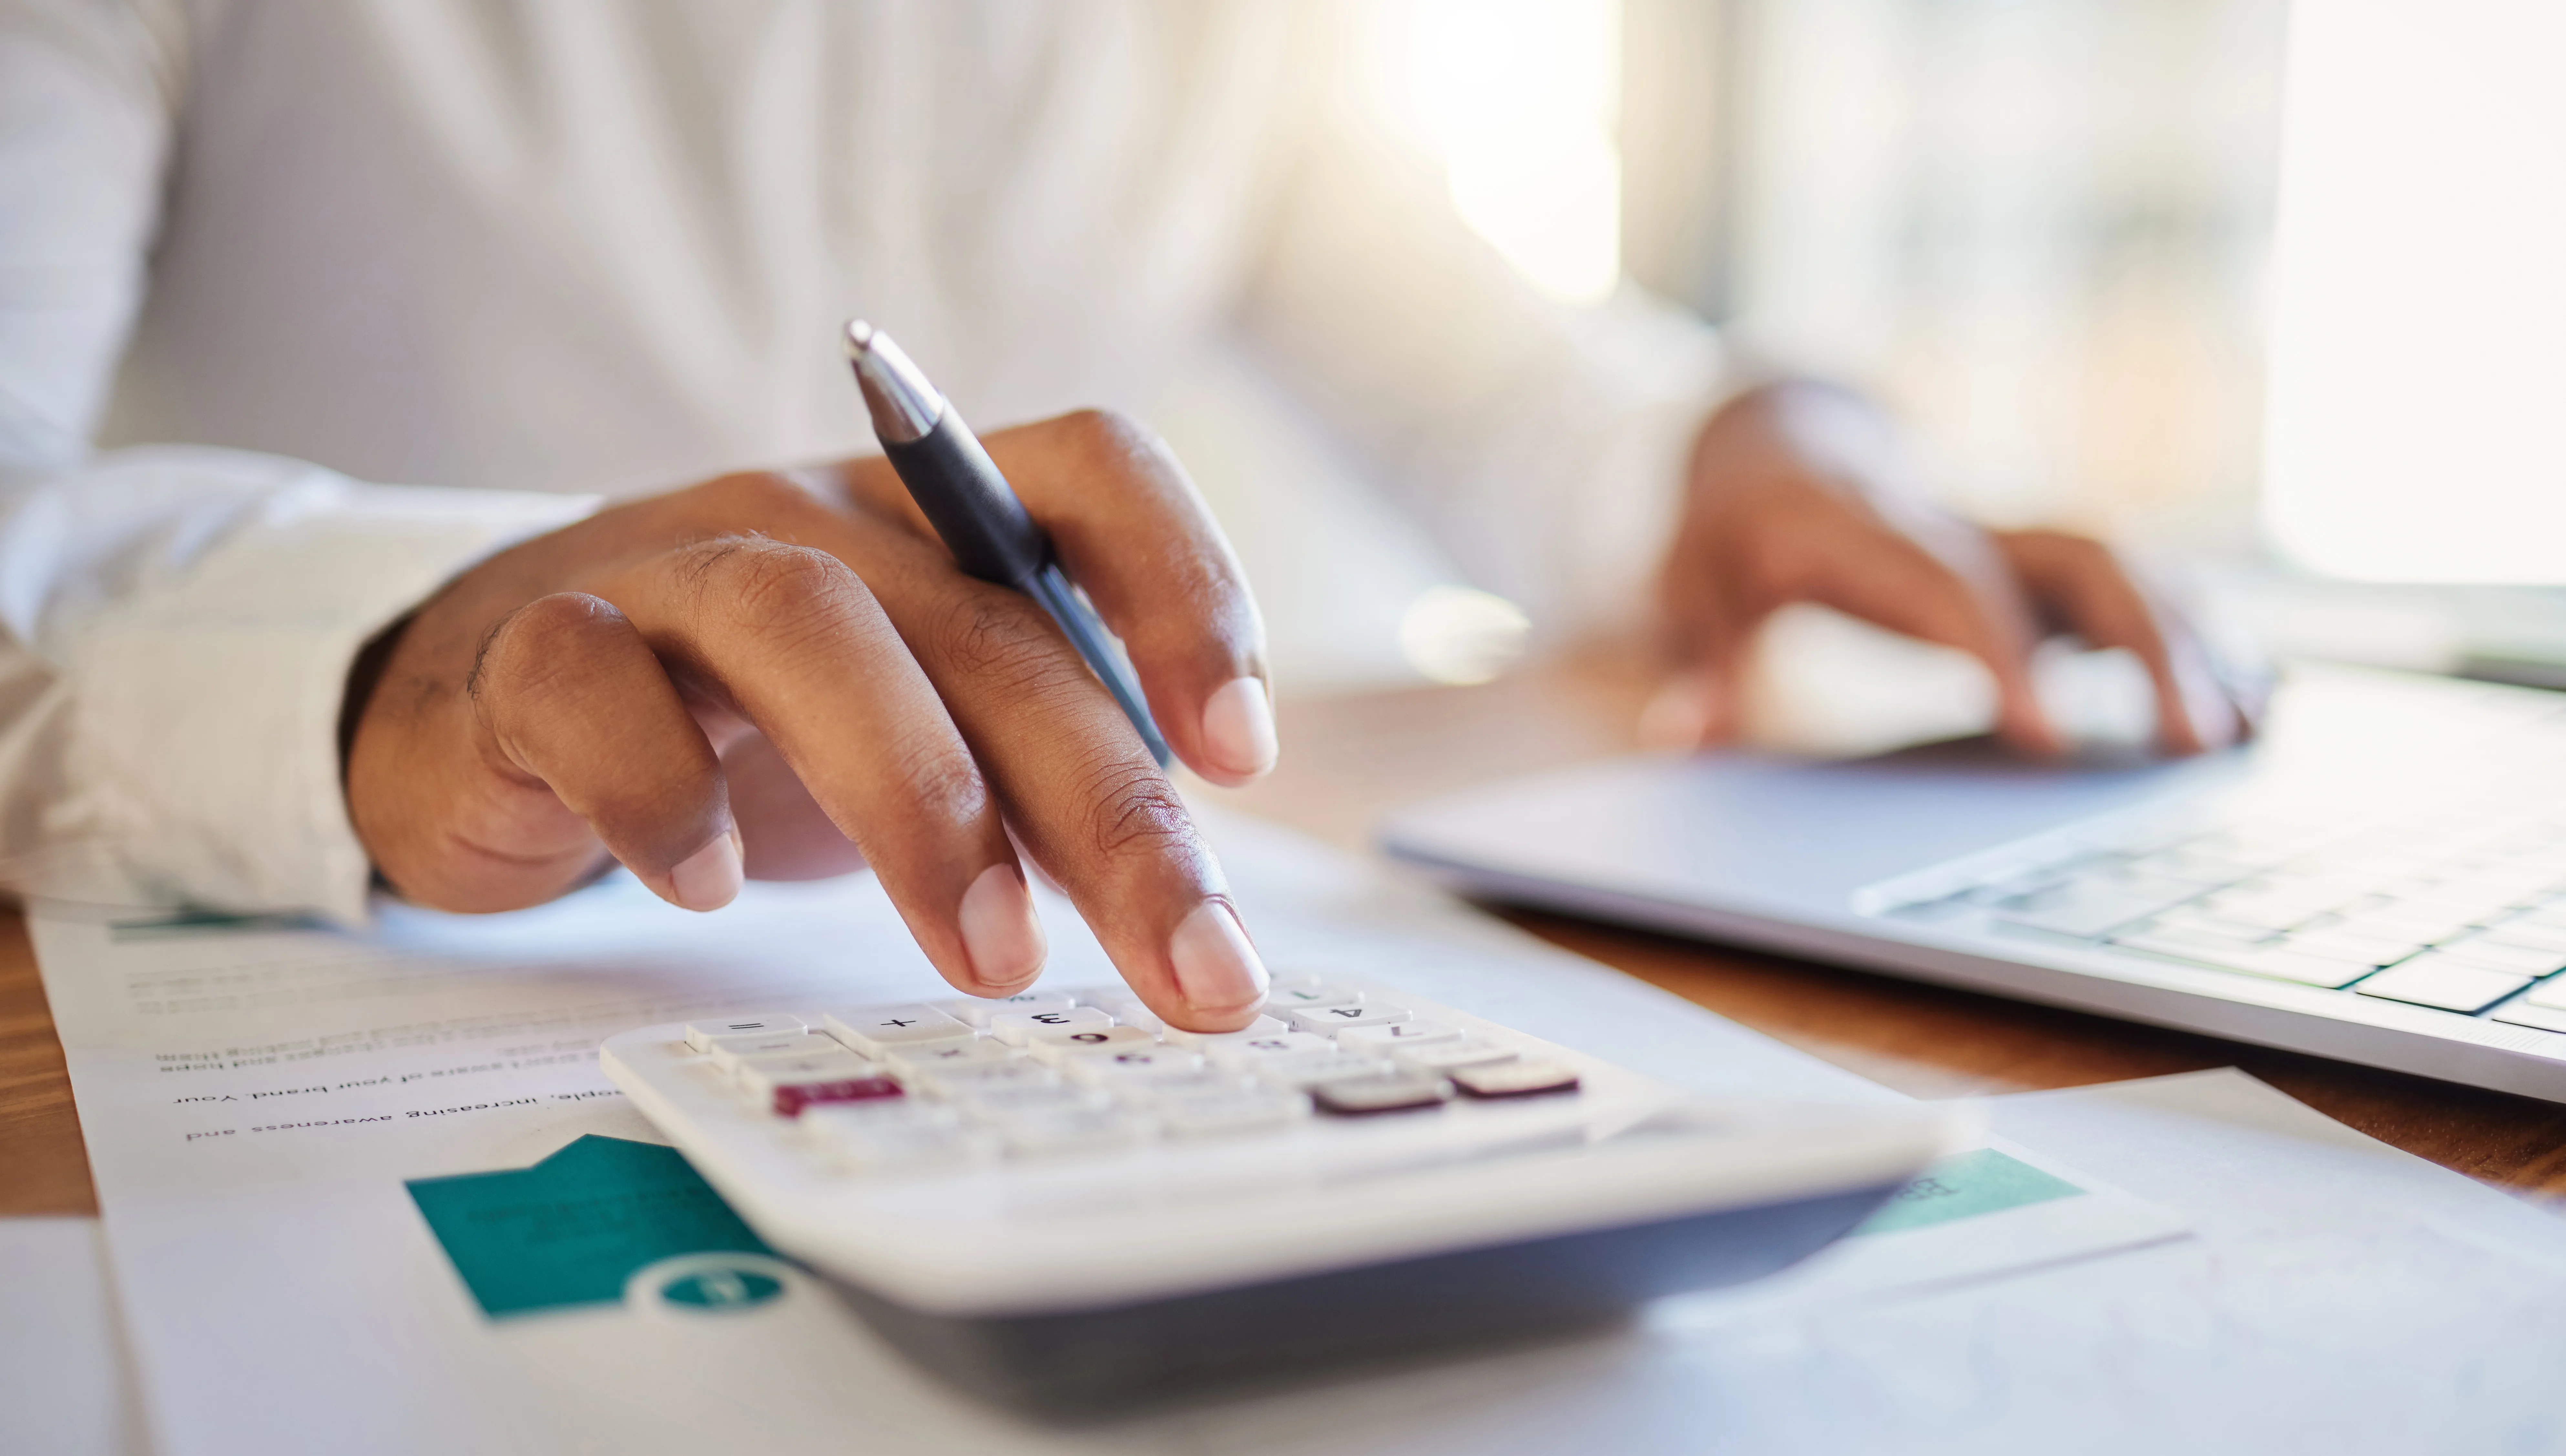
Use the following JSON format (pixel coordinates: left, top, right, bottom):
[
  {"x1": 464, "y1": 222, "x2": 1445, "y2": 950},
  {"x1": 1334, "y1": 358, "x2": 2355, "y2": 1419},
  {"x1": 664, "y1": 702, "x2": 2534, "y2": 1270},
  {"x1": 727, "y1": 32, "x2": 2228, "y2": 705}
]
[
  {"x1": 1800, "y1": 523, "x2": 2066, "y2": 756},
  {"x1": 858, "y1": 410, "x2": 1276, "y2": 788}
]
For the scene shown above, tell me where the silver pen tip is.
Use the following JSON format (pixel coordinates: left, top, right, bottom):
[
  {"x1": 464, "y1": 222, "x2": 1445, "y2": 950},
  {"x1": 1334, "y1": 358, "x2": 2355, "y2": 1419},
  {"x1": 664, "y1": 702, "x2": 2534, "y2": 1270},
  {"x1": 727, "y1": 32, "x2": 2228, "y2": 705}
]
[{"x1": 841, "y1": 320, "x2": 946, "y2": 444}]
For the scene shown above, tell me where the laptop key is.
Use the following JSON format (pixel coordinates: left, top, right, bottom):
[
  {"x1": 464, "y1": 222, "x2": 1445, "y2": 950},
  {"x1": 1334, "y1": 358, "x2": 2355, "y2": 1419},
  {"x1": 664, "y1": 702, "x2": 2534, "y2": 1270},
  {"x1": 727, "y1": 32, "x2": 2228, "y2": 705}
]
[
  {"x1": 2431, "y1": 936, "x2": 2566, "y2": 978},
  {"x1": 2492, "y1": 999, "x2": 2566, "y2": 1034},
  {"x1": 1990, "y1": 877, "x2": 2200, "y2": 938},
  {"x1": 2354, "y1": 956, "x2": 2531, "y2": 1014},
  {"x1": 2228, "y1": 948, "x2": 2381, "y2": 990}
]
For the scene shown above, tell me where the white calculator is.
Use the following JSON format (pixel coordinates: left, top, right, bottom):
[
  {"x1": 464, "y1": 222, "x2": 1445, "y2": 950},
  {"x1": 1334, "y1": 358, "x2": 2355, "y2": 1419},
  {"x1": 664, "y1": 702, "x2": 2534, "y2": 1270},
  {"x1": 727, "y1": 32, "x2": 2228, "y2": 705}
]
[{"x1": 601, "y1": 973, "x2": 1958, "y2": 1406}]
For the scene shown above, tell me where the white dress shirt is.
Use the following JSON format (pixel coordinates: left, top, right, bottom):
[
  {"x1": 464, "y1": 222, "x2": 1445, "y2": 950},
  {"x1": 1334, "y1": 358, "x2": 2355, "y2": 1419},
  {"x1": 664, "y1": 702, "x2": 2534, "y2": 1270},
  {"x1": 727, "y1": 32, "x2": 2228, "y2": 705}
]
[{"x1": 0, "y1": 0, "x2": 1724, "y2": 922}]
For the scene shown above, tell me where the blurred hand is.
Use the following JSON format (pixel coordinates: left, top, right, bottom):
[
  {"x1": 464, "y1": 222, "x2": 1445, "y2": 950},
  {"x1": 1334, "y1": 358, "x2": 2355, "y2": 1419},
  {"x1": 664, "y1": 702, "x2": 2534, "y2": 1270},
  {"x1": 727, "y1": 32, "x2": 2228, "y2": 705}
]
[
  {"x1": 344, "y1": 411, "x2": 1278, "y2": 1031},
  {"x1": 1651, "y1": 382, "x2": 2257, "y2": 756}
]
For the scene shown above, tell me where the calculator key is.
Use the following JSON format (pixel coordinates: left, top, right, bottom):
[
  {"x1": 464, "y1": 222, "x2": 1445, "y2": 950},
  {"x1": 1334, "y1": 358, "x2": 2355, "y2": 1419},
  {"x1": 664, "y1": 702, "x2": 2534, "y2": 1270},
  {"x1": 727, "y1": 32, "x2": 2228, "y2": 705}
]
[
  {"x1": 935, "y1": 991, "x2": 1075, "y2": 1028},
  {"x1": 1392, "y1": 1038, "x2": 1519, "y2": 1073},
  {"x1": 1098, "y1": 1069, "x2": 1240, "y2": 1105},
  {"x1": 1262, "y1": 983, "x2": 1363, "y2": 1014},
  {"x1": 1159, "y1": 1014, "x2": 1292, "y2": 1047},
  {"x1": 989, "y1": 1006, "x2": 1116, "y2": 1046},
  {"x1": 883, "y1": 1037, "x2": 1018, "y2": 1071},
  {"x1": 805, "y1": 1103, "x2": 972, "y2": 1172},
  {"x1": 995, "y1": 1108, "x2": 1144, "y2": 1158},
  {"x1": 1065, "y1": 987, "x2": 1167, "y2": 1033},
  {"x1": 734, "y1": 1050, "x2": 872, "y2": 1099},
  {"x1": 1449, "y1": 1060, "x2": 1581, "y2": 1100},
  {"x1": 803, "y1": 1098, "x2": 958, "y2": 1135},
  {"x1": 773, "y1": 1076, "x2": 904, "y2": 1118},
  {"x1": 684, "y1": 1014, "x2": 806, "y2": 1051},
  {"x1": 704, "y1": 1031, "x2": 817, "y2": 1070},
  {"x1": 1338, "y1": 1020, "x2": 1462, "y2": 1051},
  {"x1": 1288, "y1": 1003, "x2": 1414, "y2": 1037},
  {"x1": 823, "y1": 1005, "x2": 974, "y2": 1057},
  {"x1": 1313, "y1": 1075, "x2": 1451, "y2": 1117},
  {"x1": 904, "y1": 1060, "x2": 1057, "y2": 1096},
  {"x1": 952, "y1": 1083, "x2": 1106, "y2": 1120},
  {"x1": 1060, "y1": 1046, "x2": 1204, "y2": 1085},
  {"x1": 1027, "y1": 1025, "x2": 1159, "y2": 1064},
  {"x1": 1154, "y1": 1090, "x2": 1310, "y2": 1138},
  {"x1": 1202, "y1": 1032, "x2": 1335, "y2": 1069},
  {"x1": 1253, "y1": 1052, "x2": 1396, "y2": 1089}
]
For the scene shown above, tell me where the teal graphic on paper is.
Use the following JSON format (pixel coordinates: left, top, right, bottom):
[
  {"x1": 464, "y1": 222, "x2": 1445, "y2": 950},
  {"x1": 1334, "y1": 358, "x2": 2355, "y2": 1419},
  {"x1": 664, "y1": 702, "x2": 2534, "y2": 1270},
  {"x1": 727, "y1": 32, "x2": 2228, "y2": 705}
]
[
  {"x1": 108, "y1": 908, "x2": 328, "y2": 941},
  {"x1": 407, "y1": 1134, "x2": 775, "y2": 1317},
  {"x1": 1855, "y1": 1147, "x2": 2084, "y2": 1235}
]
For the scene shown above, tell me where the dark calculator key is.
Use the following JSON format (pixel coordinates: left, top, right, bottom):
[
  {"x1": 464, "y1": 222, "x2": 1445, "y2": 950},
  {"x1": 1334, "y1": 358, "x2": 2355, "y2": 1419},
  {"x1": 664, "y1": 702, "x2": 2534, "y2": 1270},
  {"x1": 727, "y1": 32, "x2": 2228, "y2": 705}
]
[
  {"x1": 1313, "y1": 1074, "x2": 1451, "y2": 1117},
  {"x1": 1450, "y1": 1060, "x2": 1580, "y2": 1100},
  {"x1": 774, "y1": 1076, "x2": 904, "y2": 1118}
]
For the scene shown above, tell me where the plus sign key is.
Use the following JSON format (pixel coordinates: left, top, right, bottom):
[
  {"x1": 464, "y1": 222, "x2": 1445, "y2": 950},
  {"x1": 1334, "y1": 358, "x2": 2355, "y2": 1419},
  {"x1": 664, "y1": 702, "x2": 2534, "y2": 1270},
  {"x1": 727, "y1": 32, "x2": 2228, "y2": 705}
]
[{"x1": 823, "y1": 1004, "x2": 976, "y2": 1058}]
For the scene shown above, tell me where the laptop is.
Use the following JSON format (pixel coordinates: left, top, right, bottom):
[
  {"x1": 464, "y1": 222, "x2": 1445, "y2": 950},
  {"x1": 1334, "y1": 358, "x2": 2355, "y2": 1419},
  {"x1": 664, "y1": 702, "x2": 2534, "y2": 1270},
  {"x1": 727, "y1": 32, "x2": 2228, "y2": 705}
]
[{"x1": 1385, "y1": 0, "x2": 2566, "y2": 1103}]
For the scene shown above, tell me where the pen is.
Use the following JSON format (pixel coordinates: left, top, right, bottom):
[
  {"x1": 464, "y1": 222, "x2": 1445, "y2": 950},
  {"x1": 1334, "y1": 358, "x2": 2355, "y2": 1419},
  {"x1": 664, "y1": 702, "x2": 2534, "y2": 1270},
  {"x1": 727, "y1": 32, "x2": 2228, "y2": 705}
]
[{"x1": 842, "y1": 320, "x2": 1173, "y2": 768}]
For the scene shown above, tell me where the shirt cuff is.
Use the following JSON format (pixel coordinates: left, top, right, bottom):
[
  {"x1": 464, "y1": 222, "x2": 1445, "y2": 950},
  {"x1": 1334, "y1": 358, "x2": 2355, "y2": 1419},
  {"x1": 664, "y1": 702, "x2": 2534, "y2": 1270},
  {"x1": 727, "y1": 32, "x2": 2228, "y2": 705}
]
[{"x1": 62, "y1": 459, "x2": 598, "y2": 925}]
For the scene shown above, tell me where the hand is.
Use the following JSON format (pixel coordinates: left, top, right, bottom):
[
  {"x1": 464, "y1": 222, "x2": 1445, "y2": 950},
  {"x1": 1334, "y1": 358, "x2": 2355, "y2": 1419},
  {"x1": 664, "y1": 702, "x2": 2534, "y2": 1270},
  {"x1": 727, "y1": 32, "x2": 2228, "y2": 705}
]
[
  {"x1": 343, "y1": 411, "x2": 1281, "y2": 1031},
  {"x1": 1652, "y1": 382, "x2": 2258, "y2": 755}
]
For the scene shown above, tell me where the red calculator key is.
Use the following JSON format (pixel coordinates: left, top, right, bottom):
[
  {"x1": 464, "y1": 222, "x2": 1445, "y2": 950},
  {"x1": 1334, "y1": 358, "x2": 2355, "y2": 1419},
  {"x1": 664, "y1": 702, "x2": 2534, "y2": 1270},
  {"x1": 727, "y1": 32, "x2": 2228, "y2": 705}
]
[{"x1": 774, "y1": 1076, "x2": 904, "y2": 1118}]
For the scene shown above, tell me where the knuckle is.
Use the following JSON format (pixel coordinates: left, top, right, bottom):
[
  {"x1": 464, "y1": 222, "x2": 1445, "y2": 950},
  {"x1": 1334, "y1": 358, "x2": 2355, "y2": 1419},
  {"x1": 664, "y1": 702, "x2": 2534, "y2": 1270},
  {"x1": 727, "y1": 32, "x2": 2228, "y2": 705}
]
[
  {"x1": 694, "y1": 470, "x2": 824, "y2": 523},
  {"x1": 1057, "y1": 406, "x2": 1155, "y2": 460},
  {"x1": 881, "y1": 725, "x2": 990, "y2": 827},
  {"x1": 1065, "y1": 750, "x2": 1199, "y2": 865},
  {"x1": 471, "y1": 593, "x2": 623, "y2": 703},
  {"x1": 684, "y1": 535, "x2": 875, "y2": 635},
  {"x1": 932, "y1": 590, "x2": 1083, "y2": 692}
]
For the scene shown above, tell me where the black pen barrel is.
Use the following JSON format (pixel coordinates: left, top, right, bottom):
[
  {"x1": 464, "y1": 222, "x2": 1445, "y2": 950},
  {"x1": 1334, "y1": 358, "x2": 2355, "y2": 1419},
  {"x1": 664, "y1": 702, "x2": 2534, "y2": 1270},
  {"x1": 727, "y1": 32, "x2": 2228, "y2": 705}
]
[{"x1": 881, "y1": 414, "x2": 1050, "y2": 587}]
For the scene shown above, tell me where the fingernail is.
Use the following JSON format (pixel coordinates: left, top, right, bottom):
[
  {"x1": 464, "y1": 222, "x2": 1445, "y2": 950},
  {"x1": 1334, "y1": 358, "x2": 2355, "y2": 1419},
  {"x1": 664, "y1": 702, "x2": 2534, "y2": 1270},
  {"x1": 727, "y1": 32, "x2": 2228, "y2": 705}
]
[
  {"x1": 959, "y1": 862, "x2": 1047, "y2": 988},
  {"x1": 1638, "y1": 674, "x2": 1717, "y2": 751},
  {"x1": 1200, "y1": 676, "x2": 1278, "y2": 779},
  {"x1": 1169, "y1": 900, "x2": 1268, "y2": 1014},
  {"x1": 669, "y1": 830, "x2": 743, "y2": 912}
]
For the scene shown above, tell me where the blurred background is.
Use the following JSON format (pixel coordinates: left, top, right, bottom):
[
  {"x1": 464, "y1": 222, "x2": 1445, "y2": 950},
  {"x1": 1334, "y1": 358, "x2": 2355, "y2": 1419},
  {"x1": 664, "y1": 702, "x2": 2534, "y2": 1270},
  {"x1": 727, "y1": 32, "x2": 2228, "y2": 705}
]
[{"x1": 1174, "y1": 0, "x2": 2566, "y2": 742}]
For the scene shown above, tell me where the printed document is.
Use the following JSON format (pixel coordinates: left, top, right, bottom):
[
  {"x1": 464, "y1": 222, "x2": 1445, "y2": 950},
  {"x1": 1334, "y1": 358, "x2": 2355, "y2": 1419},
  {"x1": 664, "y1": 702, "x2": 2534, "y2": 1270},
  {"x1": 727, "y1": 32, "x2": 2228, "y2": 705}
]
[{"x1": 36, "y1": 808, "x2": 2177, "y2": 1455}]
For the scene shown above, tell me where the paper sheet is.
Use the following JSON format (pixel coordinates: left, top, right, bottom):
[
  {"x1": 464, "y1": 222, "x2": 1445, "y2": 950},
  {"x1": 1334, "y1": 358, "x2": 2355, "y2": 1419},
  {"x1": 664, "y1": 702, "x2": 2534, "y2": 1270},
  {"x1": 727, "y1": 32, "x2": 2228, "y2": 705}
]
[
  {"x1": 0, "y1": 1217, "x2": 149, "y2": 1456},
  {"x1": 35, "y1": 808, "x2": 2171, "y2": 1455},
  {"x1": 1169, "y1": 1069, "x2": 2566, "y2": 1456},
  {"x1": 41, "y1": 792, "x2": 2566, "y2": 1456}
]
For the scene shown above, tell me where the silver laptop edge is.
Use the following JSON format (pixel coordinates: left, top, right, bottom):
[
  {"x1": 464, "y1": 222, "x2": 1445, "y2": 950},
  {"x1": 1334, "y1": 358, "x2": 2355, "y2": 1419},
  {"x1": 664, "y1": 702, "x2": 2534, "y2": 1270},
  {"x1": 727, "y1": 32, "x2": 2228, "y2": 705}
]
[{"x1": 1380, "y1": 667, "x2": 2566, "y2": 1102}]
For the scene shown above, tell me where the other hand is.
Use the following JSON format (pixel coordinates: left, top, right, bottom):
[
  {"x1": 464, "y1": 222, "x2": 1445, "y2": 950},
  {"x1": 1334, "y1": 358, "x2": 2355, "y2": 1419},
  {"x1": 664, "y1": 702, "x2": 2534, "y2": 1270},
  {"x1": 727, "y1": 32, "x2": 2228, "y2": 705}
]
[
  {"x1": 1653, "y1": 382, "x2": 2259, "y2": 756},
  {"x1": 343, "y1": 411, "x2": 1279, "y2": 1031}
]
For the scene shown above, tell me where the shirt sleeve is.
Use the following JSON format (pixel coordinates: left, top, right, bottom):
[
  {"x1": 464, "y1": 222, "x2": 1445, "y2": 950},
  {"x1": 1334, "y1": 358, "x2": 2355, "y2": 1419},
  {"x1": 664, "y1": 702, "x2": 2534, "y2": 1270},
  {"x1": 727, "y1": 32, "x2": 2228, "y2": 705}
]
[
  {"x1": 0, "y1": 0, "x2": 595, "y2": 923},
  {"x1": 1232, "y1": 15, "x2": 1730, "y2": 640}
]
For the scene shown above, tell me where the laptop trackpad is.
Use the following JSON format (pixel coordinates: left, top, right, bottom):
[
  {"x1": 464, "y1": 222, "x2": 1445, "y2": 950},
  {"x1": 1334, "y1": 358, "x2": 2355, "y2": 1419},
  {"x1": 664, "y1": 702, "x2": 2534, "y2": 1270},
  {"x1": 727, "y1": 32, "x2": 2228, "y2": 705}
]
[{"x1": 1380, "y1": 736, "x2": 2245, "y2": 918}]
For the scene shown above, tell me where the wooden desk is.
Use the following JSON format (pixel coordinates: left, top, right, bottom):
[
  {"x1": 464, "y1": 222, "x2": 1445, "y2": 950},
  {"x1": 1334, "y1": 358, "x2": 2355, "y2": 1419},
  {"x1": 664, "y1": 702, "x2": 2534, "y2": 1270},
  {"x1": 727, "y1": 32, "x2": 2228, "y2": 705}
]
[{"x1": 11, "y1": 649, "x2": 2566, "y2": 1218}]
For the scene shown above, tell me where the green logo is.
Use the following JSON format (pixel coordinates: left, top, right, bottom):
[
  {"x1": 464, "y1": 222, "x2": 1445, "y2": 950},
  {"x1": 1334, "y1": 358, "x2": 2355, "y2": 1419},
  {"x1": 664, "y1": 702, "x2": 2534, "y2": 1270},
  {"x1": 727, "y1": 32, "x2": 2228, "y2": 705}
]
[
  {"x1": 656, "y1": 1266, "x2": 785, "y2": 1311},
  {"x1": 406, "y1": 1135, "x2": 778, "y2": 1318}
]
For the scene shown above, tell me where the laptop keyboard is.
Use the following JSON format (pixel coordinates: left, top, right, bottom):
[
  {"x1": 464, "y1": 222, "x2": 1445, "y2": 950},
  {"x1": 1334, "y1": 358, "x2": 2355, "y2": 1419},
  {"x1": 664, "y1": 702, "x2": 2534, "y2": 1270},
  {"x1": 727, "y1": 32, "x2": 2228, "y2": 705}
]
[{"x1": 1872, "y1": 791, "x2": 2566, "y2": 1030}]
